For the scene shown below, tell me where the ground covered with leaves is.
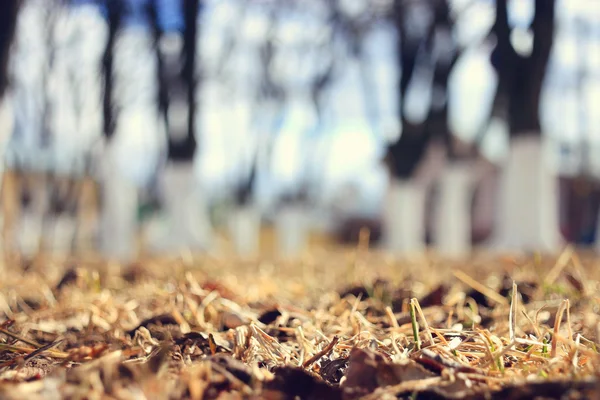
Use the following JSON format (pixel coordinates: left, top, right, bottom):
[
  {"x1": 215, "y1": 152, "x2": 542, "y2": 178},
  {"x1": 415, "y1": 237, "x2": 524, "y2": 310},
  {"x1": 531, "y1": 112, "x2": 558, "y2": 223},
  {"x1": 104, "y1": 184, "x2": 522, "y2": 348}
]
[{"x1": 0, "y1": 247, "x2": 599, "y2": 399}]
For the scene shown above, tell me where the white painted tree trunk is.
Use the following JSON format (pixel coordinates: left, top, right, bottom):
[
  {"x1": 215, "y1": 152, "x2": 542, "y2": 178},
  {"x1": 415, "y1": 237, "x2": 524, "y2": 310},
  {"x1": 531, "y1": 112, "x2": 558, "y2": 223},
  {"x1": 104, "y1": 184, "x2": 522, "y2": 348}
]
[
  {"x1": 275, "y1": 205, "x2": 308, "y2": 258},
  {"x1": 152, "y1": 163, "x2": 213, "y2": 253},
  {"x1": 100, "y1": 27, "x2": 162, "y2": 261},
  {"x1": 19, "y1": 213, "x2": 43, "y2": 256},
  {"x1": 382, "y1": 179, "x2": 426, "y2": 254},
  {"x1": 228, "y1": 205, "x2": 260, "y2": 258},
  {"x1": 433, "y1": 163, "x2": 473, "y2": 257},
  {"x1": 494, "y1": 135, "x2": 562, "y2": 251},
  {"x1": 46, "y1": 215, "x2": 77, "y2": 254},
  {"x1": 100, "y1": 147, "x2": 139, "y2": 262}
]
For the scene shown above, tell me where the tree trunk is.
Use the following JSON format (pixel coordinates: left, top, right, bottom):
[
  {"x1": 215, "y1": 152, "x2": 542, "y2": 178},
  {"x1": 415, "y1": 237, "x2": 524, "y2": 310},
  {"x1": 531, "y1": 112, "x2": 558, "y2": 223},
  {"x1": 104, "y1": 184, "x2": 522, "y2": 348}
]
[
  {"x1": 100, "y1": 146, "x2": 139, "y2": 261},
  {"x1": 102, "y1": 26, "x2": 162, "y2": 261},
  {"x1": 0, "y1": 0, "x2": 19, "y2": 97},
  {"x1": 228, "y1": 204, "x2": 260, "y2": 258},
  {"x1": 488, "y1": 0, "x2": 558, "y2": 252},
  {"x1": 433, "y1": 162, "x2": 473, "y2": 257},
  {"x1": 494, "y1": 135, "x2": 562, "y2": 251},
  {"x1": 275, "y1": 204, "x2": 308, "y2": 259},
  {"x1": 47, "y1": 213, "x2": 77, "y2": 255},
  {"x1": 382, "y1": 178, "x2": 426, "y2": 254},
  {"x1": 151, "y1": 0, "x2": 198, "y2": 162},
  {"x1": 471, "y1": 163, "x2": 497, "y2": 244},
  {"x1": 150, "y1": 163, "x2": 213, "y2": 253}
]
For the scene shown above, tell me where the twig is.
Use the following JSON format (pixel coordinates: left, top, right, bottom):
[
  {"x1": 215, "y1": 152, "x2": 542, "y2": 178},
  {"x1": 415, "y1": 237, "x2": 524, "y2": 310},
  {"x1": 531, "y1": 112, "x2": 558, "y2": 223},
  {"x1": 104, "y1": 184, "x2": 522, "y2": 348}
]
[
  {"x1": 303, "y1": 336, "x2": 339, "y2": 369},
  {"x1": 386, "y1": 306, "x2": 399, "y2": 329},
  {"x1": 0, "y1": 327, "x2": 41, "y2": 349},
  {"x1": 565, "y1": 299, "x2": 573, "y2": 344},
  {"x1": 573, "y1": 333, "x2": 582, "y2": 368},
  {"x1": 23, "y1": 340, "x2": 64, "y2": 361},
  {"x1": 544, "y1": 246, "x2": 574, "y2": 287},
  {"x1": 509, "y1": 281, "x2": 518, "y2": 342},
  {"x1": 551, "y1": 299, "x2": 569, "y2": 358},
  {"x1": 453, "y1": 270, "x2": 508, "y2": 306},
  {"x1": 409, "y1": 300, "x2": 421, "y2": 350},
  {"x1": 412, "y1": 298, "x2": 434, "y2": 347},
  {"x1": 0, "y1": 342, "x2": 69, "y2": 360}
]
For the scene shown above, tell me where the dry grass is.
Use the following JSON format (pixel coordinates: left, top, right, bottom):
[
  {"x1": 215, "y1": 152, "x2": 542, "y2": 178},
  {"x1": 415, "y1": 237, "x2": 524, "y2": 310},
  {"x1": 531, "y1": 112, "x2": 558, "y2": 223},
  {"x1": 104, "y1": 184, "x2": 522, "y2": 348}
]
[{"x1": 0, "y1": 246, "x2": 599, "y2": 399}]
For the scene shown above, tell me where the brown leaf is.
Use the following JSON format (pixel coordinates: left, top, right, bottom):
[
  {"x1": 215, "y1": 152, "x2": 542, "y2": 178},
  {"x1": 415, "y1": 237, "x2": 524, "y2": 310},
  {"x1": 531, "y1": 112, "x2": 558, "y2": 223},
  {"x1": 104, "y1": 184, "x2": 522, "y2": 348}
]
[
  {"x1": 264, "y1": 366, "x2": 342, "y2": 400},
  {"x1": 210, "y1": 354, "x2": 254, "y2": 386},
  {"x1": 485, "y1": 379, "x2": 600, "y2": 400},
  {"x1": 342, "y1": 348, "x2": 435, "y2": 396}
]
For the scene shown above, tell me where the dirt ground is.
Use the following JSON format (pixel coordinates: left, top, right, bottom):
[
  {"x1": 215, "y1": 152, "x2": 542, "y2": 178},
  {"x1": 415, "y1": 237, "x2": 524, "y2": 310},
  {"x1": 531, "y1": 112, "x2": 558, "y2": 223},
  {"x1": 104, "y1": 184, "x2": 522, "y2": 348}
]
[{"x1": 0, "y1": 246, "x2": 599, "y2": 399}]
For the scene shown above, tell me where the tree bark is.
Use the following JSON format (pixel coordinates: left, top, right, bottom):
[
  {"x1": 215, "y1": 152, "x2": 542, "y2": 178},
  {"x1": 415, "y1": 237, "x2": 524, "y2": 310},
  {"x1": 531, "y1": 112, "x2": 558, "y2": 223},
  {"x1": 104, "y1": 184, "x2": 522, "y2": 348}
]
[
  {"x1": 383, "y1": 178, "x2": 426, "y2": 254},
  {"x1": 149, "y1": 163, "x2": 213, "y2": 253},
  {"x1": 434, "y1": 162, "x2": 473, "y2": 256},
  {"x1": 275, "y1": 203, "x2": 308, "y2": 259},
  {"x1": 385, "y1": 0, "x2": 462, "y2": 254},
  {"x1": 489, "y1": 0, "x2": 560, "y2": 252},
  {"x1": 102, "y1": 20, "x2": 163, "y2": 260},
  {"x1": 101, "y1": 148, "x2": 139, "y2": 261},
  {"x1": 0, "y1": 0, "x2": 19, "y2": 98},
  {"x1": 152, "y1": 0, "x2": 198, "y2": 162},
  {"x1": 495, "y1": 135, "x2": 562, "y2": 250},
  {"x1": 228, "y1": 203, "x2": 260, "y2": 258},
  {"x1": 492, "y1": 0, "x2": 555, "y2": 136}
]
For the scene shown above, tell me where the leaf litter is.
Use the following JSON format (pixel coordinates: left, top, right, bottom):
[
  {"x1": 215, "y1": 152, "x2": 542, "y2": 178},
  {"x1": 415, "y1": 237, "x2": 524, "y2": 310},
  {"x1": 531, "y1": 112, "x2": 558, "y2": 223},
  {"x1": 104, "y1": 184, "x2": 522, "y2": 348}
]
[{"x1": 0, "y1": 247, "x2": 599, "y2": 399}]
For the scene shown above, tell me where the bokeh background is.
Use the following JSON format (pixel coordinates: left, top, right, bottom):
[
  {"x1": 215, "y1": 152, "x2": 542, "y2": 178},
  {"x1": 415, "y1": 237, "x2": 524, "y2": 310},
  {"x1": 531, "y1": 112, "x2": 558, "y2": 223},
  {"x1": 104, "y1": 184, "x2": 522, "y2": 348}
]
[{"x1": 0, "y1": 0, "x2": 598, "y2": 260}]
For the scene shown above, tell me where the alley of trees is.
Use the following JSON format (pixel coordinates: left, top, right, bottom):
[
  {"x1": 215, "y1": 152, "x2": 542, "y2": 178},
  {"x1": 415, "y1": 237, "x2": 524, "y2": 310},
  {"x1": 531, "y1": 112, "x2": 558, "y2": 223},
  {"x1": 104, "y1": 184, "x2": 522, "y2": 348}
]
[{"x1": 0, "y1": 0, "x2": 599, "y2": 260}]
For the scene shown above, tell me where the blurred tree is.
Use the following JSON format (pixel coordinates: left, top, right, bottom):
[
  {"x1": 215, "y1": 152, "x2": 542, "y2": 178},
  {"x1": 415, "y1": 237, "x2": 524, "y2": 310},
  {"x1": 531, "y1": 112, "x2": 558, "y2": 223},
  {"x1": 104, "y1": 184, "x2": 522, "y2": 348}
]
[
  {"x1": 0, "y1": 0, "x2": 19, "y2": 149},
  {"x1": 151, "y1": 0, "x2": 197, "y2": 161},
  {"x1": 490, "y1": 0, "x2": 555, "y2": 137},
  {"x1": 102, "y1": 0, "x2": 122, "y2": 140},
  {"x1": 0, "y1": 0, "x2": 19, "y2": 98},
  {"x1": 5, "y1": 0, "x2": 61, "y2": 256},
  {"x1": 0, "y1": 0, "x2": 20, "y2": 259},
  {"x1": 420, "y1": 0, "x2": 479, "y2": 256},
  {"x1": 144, "y1": 0, "x2": 213, "y2": 253},
  {"x1": 488, "y1": 0, "x2": 560, "y2": 251},
  {"x1": 384, "y1": 0, "x2": 463, "y2": 254},
  {"x1": 100, "y1": 0, "x2": 164, "y2": 260}
]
